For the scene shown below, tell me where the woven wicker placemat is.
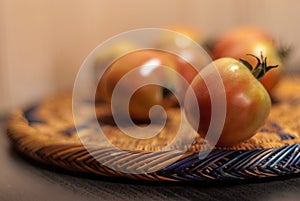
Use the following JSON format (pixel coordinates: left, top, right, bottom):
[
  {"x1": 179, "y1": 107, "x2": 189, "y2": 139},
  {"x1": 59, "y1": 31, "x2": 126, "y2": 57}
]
[{"x1": 6, "y1": 76, "x2": 300, "y2": 181}]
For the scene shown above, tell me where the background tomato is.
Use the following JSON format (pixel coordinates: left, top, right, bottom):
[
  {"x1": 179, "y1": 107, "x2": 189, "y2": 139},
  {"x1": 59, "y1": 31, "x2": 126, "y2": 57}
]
[
  {"x1": 184, "y1": 57, "x2": 271, "y2": 146},
  {"x1": 104, "y1": 49, "x2": 197, "y2": 121},
  {"x1": 155, "y1": 26, "x2": 207, "y2": 87},
  {"x1": 212, "y1": 27, "x2": 283, "y2": 94},
  {"x1": 212, "y1": 26, "x2": 273, "y2": 59},
  {"x1": 104, "y1": 50, "x2": 175, "y2": 121}
]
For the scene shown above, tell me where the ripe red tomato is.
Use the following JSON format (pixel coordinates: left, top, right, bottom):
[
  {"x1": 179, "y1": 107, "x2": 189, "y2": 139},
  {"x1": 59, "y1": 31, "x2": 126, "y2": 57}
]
[
  {"x1": 212, "y1": 27, "x2": 283, "y2": 93},
  {"x1": 184, "y1": 57, "x2": 272, "y2": 146}
]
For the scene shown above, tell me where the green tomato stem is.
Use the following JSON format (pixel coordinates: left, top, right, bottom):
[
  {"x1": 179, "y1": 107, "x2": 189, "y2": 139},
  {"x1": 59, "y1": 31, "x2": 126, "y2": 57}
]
[{"x1": 239, "y1": 52, "x2": 278, "y2": 80}]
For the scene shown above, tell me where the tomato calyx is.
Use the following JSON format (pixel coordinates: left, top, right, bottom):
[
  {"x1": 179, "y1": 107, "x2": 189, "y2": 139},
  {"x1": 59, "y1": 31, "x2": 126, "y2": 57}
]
[{"x1": 239, "y1": 53, "x2": 278, "y2": 80}]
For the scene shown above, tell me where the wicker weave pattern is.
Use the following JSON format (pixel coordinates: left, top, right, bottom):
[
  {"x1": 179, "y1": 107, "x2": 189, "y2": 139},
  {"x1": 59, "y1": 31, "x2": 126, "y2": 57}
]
[{"x1": 6, "y1": 76, "x2": 300, "y2": 181}]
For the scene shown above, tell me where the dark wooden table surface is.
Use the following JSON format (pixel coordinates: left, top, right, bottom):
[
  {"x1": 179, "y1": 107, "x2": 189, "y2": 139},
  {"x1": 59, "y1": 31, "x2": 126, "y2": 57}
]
[{"x1": 1, "y1": 117, "x2": 300, "y2": 201}]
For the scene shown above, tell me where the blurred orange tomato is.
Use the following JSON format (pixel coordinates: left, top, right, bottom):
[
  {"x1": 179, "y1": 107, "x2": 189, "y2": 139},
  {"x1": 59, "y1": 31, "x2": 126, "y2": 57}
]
[{"x1": 212, "y1": 27, "x2": 283, "y2": 93}]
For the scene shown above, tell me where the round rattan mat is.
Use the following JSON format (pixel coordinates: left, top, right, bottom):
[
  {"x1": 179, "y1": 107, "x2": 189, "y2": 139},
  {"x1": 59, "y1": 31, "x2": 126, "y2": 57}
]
[{"x1": 6, "y1": 76, "x2": 300, "y2": 181}]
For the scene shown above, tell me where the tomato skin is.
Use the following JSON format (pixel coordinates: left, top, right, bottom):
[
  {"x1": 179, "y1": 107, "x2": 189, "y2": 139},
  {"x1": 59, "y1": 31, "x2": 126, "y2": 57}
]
[
  {"x1": 212, "y1": 26, "x2": 273, "y2": 59},
  {"x1": 155, "y1": 26, "x2": 205, "y2": 85},
  {"x1": 184, "y1": 58, "x2": 271, "y2": 146},
  {"x1": 173, "y1": 56, "x2": 198, "y2": 84},
  {"x1": 103, "y1": 49, "x2": 199, "y2": 121},
  {"x1": 95, "y1": 41, "x2": 137, "y2": 102},
  {"x1": 212, "y1": 27, "x2": 282, "y2": 93},
  {"x1": 104, "y1": 50, "x2": 178, "y2": 121}
]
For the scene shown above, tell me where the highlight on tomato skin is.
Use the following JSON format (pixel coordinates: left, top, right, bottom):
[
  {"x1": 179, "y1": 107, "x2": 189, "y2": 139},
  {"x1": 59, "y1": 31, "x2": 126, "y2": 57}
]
[
  {"x1": 211, "y1": 26, "x2": 283, "y2": 94},
  {"x1": 184, "y1": 57, "x2": 271, "y2": 147}
]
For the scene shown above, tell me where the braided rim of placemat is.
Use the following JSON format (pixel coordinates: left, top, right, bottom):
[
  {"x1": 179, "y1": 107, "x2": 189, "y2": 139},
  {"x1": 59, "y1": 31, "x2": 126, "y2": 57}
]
[{"x1": 6, "y1": 76, "x2": 300, "y2": 182}]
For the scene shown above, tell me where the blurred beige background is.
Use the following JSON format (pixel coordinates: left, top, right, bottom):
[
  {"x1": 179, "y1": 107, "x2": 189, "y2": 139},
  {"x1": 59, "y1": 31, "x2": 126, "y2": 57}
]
[{"x1": 1, "y1": 0, "x2": 300, "y2": 113}]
